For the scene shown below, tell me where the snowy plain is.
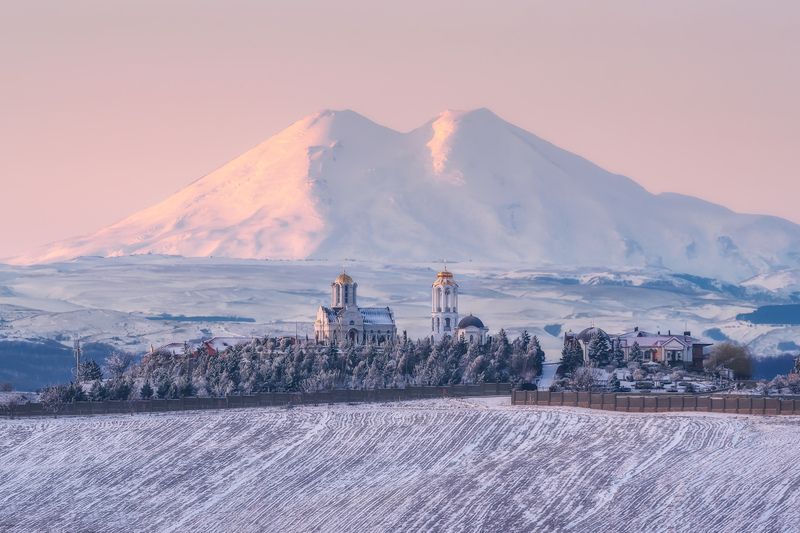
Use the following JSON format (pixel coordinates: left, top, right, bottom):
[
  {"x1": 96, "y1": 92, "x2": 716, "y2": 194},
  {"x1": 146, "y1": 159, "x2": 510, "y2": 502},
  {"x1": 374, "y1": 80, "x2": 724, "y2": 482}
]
[
  {"x1": 0, "y1": 255, "x2": 797, "y2": 361},
  {"x1": 2, "y1": 397, "x2": 800, "y2": 532}
]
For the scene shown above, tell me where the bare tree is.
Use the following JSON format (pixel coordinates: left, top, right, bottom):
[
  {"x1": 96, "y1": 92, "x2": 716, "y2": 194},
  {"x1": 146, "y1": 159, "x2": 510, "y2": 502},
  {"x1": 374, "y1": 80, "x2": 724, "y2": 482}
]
[
  {"x1": 571, "y1": 367, "x2": 595, "y2": 391},
  {"x1": 104, "y1": 353, "x2": 135, "y2": 380},
  {"x1": 705, "y1": 342, "x2": 753, "y2": 380}
]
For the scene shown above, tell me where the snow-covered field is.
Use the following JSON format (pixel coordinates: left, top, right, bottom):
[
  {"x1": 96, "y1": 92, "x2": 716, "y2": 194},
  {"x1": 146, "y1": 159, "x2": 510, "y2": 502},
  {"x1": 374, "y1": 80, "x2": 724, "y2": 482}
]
[
  {"x1": 1, "y1": 255, "x2": 797, "y2": 358},
  {"x1": 2, "y1": 397, "x2": 799, "y2": 532}
]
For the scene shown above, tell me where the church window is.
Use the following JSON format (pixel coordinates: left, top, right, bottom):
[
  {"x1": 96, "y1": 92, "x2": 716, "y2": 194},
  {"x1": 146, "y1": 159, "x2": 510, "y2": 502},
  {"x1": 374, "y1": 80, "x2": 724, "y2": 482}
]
[
  {"x1": 344, "y1": 285, "x2": 349, "y2": 304},
  {"x1": 349, "y1": 320, "x2": 354, "y2": 325},
  {"x1": 445, "y1": 317, "x2": 451, "y2": 330}
]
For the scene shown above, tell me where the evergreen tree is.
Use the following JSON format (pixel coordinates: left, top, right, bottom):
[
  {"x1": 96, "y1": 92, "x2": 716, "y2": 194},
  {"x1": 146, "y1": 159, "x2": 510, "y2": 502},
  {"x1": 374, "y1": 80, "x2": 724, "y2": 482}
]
[
  {"x1": 89, "y1": 380, "x2": 109, "y2": 401},
  {"x1": 530, "y1": 336, "x2": 546, "y2": 376},
  {"x1": 78, "y1": 360, "x2": 103, "y2": 382},
  {"x1": 612, "y1": 341, "x2": 625, "y2": 367},
  {"x1": 518, "y1": 330, "x2": 531, "y2": 352},
  {"x1": 156, "y1": 377, "x2": 172, "y2": 399},
  {"x1": 491, "y1": 329, "x2": 512, "y2": 382},
  {"x1": 559, "y1": 340, "x2": 584, "y2": 374},
  {"x1": 140, "y1": 381, "x2": 154, "y2": 399},
  {"x1": 588, "y1": 332, "x2": 612, "y2": 366},
  {"x1": 630, "y1": 342, "x2": 643, "y2": 363},
  {"x1": 608, "y1": 371, "x2": 620, "y2": 391},
  {"x1": 108, "y1": 378, "x2": 132, "y2": 401}
]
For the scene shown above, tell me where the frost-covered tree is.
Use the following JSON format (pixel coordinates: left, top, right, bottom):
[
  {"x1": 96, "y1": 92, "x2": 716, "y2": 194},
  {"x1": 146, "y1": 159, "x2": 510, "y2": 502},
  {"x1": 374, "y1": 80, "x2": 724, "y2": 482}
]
[
  {"x1": 78, "y1": 360, "x2": 103, "y2": 382},
  {"x1": 140, "y1": 381, "x2": 154, "y2": 399},
  {"x1": 629, "y1": 342, "x2": 643, "y2": 363},
  {"x1": 560, "y1": 340, "x2": 584, "y2": 374},
  {"x1": 587, "y1": 332, "x2": 612, "y2": 366},
  {"x1": 571, "y1": 367, "x2": 595, "y2": 391},
  {"x1": 40, "y1": 382, "x2": 86, "y2": 411},
  {"x1": 529, "y1": 336, "x2": 546, "y2": 376},
  {"x1": 611, "y1": 341, "x2": 625, "y2": 367},
  {"x1": 104, "y1": 352, "x2": 135, "y2": 380},
  {"x1": 607, "y1": 371, "x2": 620, "y2": 391}
]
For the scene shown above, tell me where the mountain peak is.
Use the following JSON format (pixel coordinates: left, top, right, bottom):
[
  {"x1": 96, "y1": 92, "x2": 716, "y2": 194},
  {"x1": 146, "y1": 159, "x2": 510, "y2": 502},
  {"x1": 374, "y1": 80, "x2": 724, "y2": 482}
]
[{"x1": 10, "y1": 108, "x2": 800, "y2": 282}]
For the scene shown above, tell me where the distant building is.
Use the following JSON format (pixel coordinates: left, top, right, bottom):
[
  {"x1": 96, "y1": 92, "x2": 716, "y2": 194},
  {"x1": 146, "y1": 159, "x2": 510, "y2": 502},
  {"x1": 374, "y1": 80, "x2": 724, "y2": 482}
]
[
  {"x1": 314, "y1": 271, "x2": 397, "y2": 345},
  {"x1": 456, "y1": 314, "x2": 489, "y2": 344},
  {"x1": 155, "y1": 336, "x2": 255, "y2": 356},
  {"x1": 563, "y1": 326, "x2": 613, "y2": 365},
  {"x1": 563, "y1": 326, "x2": 711, "y2": 369},
  {"x1": 430, "y1": 268, "x2": 487, "y2": 344},
  {"x1": 617, "y1": 327, "x2": 711, "y2": 369}
]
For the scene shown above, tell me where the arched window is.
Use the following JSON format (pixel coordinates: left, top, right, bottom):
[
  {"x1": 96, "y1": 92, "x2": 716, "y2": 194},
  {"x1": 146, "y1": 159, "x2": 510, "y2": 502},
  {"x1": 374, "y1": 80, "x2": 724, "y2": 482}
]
[
  {"x1": 436, "y1": 317, "x2": 440, "y2": 332},
  {"x1": 470, "y1": 335, "x2": 474, "y2": 342},
  {"x1": 344, "y1": 285, "x2": 349, "y2": 305},
  {"x1": 431, "y1": 318, "x2": 435, "y2": 331},
  {"x1": 335, "y1": 284, "x2": 341, "y2": 306},
  {"x1": 445, "y1": 288, "x2": 450, "y2": 312},
  {"x1": 445, "y1": 317, "x2": 451, "y2": 330}
]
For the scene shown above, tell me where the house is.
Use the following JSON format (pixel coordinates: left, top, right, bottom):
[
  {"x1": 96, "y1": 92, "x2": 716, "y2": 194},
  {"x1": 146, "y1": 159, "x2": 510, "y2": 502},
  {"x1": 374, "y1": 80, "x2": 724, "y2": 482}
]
[
  {"x1": 617, "y1": 327, "x2": 711, "y2": 369},
  {"x1": 563, "y1": 325, "x2": 712, "y2": 370}
]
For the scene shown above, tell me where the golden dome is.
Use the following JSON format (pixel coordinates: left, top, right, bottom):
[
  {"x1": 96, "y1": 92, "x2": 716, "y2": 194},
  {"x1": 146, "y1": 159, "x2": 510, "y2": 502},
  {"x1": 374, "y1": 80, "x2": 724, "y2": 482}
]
[
  {"x1": 432, "y1": 267, "x2": 457, "y2": 287},
  {"x1": 335, "y1": 272, "x2": 354, "y2": 284}
]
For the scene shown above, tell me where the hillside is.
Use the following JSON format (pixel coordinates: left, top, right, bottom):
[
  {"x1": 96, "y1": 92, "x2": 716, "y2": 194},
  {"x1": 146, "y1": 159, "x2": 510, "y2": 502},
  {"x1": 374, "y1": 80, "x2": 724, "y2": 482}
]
[
  {"x1": 2, "y1": 398, "x2": 799, "y2": 532},
  {"x1": 12, "y1": 108, "x2": 800, "y2": 282}
]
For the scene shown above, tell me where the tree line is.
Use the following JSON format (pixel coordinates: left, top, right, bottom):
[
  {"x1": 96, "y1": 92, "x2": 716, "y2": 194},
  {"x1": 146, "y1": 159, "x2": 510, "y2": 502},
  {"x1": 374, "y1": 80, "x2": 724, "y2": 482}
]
[{"x1": 40, "y1": 330, "x2": 545, "y2": 405}]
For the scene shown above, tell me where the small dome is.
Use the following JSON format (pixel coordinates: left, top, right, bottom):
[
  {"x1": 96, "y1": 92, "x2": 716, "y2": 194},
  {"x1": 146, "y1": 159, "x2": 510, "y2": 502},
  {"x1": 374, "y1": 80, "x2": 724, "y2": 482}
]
[
  {"x1": 576, "y1": 327, "x2": 607, "y2": 342},
  {"x1": 458, "y1": 314, "x2": 485, "y2": 329},
  {"x1": 335, "y1": 272, "x2": 354, "y2": 284}
]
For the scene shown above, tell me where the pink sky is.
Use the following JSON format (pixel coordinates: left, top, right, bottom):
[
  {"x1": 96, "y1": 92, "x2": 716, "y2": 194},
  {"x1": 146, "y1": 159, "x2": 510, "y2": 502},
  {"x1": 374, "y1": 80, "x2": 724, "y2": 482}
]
[{"x1": 1, "y1": 1, "x2": 798, "y2": 258}]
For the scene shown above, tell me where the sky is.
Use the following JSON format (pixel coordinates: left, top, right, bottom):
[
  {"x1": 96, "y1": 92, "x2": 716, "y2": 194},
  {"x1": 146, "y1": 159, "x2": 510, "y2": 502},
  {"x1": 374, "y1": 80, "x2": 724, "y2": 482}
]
[{"x1": 1, "y1": 1, "x2": 798, "y2": 258}]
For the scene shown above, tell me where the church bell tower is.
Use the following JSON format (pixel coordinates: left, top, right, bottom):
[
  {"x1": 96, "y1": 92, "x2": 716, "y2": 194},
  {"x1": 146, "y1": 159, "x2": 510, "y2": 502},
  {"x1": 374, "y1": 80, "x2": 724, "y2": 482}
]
[
  {"x1": 332, "y1": 271, "x2": 357, "y2": 309},
  {"x1": 431, "y1": 268, "x2": 458, "y2": 342}
]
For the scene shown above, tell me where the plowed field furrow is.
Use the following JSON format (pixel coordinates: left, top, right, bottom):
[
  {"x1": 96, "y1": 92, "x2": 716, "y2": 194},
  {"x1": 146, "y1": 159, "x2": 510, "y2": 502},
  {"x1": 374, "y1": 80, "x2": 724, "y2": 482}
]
[{"x1": 1, "y1": 398, "x2": 799, "y2": 532}]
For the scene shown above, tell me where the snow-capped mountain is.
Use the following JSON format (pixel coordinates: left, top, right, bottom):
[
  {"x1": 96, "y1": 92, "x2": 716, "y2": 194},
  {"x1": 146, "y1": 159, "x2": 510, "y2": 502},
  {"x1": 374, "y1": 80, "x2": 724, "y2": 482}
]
[{"x1": 14, "y1": 108, "x2": 800, "y2": 281}]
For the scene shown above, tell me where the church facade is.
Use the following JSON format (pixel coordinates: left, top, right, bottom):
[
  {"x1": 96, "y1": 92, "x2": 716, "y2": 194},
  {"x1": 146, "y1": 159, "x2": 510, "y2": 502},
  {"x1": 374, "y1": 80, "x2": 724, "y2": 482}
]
[
  {"x1": 314, "y1": 272, "x2": 397, "y2": 346},
  {"x1": 430, "y1": 269, "x2": 488, "y2": 344}
]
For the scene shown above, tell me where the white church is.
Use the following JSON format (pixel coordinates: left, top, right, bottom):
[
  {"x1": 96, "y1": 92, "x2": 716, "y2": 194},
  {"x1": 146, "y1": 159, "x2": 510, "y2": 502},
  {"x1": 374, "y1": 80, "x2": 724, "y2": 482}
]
[
  {"x1": 313, "y1": 268, "x2": 487, "y2": 346},
  {"x1": 314, "y1": 272, "x2": 397, "y2": 345},
  {"x1": 430, "y1": 268, "x2": 489, "y2": 344}
]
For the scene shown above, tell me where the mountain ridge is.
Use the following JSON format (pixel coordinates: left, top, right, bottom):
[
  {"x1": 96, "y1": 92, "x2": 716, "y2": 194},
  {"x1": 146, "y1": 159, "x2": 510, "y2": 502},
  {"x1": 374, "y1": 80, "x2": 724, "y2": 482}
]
[{"x1": 10, "y1": 108, "x2": 800, "y2": 281}]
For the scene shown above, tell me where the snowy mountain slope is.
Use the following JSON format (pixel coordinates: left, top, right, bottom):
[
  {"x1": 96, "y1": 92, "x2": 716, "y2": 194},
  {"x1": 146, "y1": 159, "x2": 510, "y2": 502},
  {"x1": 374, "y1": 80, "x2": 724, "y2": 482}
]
[
  {"x1": 12, "y1": 108, "x2": 800, "y2": 281},
  {"x1": 3, "y1": 399, "x2": 800, "y2": 532}
]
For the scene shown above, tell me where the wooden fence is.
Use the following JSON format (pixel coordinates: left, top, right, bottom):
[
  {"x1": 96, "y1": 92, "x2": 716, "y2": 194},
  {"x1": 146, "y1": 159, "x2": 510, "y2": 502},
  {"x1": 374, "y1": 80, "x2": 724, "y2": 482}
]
[
  {"x1": 0, "y1": 383, "x2": 512, "y2": 419},
  {"x1": 512, "y1": 390, "x2": 800, "y2": 415}
]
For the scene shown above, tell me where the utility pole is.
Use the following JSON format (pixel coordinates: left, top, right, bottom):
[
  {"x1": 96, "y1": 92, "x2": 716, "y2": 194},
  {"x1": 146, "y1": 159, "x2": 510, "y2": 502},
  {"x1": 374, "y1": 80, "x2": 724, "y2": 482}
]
[{"x1": 73, "y1": 339, "x2": 82, "y2": 383}]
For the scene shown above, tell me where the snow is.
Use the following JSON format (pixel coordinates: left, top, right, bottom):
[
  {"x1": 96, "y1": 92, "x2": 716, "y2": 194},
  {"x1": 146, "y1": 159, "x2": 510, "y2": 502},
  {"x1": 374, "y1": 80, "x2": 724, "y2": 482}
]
[
  {"x1": 742, "y1": 268, "x2": 800, "y2": 292},
  {"x1": 8, "y1": 108, "x2": 800, "y2": 283},
  {"x1": 537, "y1": 362, "x2": 558, "y2": 389},
  {"x1": 2, "y1": 398, "x2": 800, "y2": 532},
  {"x1": 1, "y1": 256, "x2": 798, "y2": 361}
]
